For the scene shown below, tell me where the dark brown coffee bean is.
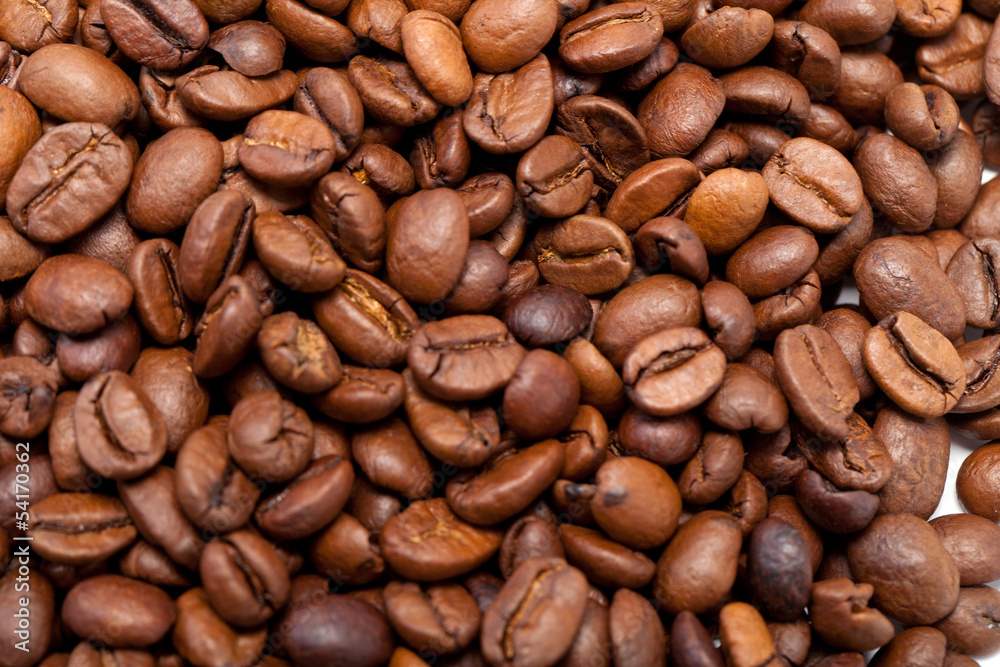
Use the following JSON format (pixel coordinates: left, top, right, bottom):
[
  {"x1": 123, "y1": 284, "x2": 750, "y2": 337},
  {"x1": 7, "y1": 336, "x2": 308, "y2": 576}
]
[
  {"x1": 956, "y1": 440, "x2": 1000, "y2": 522},
  {"x1": 56, "y1": 315, "x2": 141, "y2": 383},
  {"x1": 173, "y1": 587, "x2": 266, "y2": 667},
  {"x1": 854, "y1": 236, "x2": 966, "y2": 341},
  {"x1": 770, "y1": 20, "x2": 841, "y2": 100},
  {"x1": 130, "y1": 347, "x2": 208, "y2": 454},
  {"x1": 704, "y1": 363, "x2": 788, "y2": 433},
  {"x1": 606, "y1": 159, "x2": 701, "y2": 234},
  {"x1": 671, "y1": 611, "x2": 724, "y2": 667},
  {"x1": 873, "y1": 405, "x2": 949, "y2": 519},
  {"x1": 310, "y1": 512, "x2": 383, "y2": 585},
  {"x1": 384, "y1": 581, "x2": 481, "y2": 655},
  {"x1": 228, "y1": 390, "x2": 313, "y2": 484},
  {"x1": 502, "y1": 349, "x2": 580, "y2": 440},
  {"x1": 256, "y1": 312, "x2": 342, "y2": 394},
  {"x1": 885, "y1": 83, "x2": 960, "y2": 151},
  {"x1": 25, "y1": 255, "x2": 133, "y2": 335},
  {"x1": 459, "y1": 0, "x2": 558, "y2": 73},
  {"x1": 176, "y1": 65, "x2": 298, "y2": 122},
  {"x1": 798, "y1": 0, "x2": 896, "y2": 45},
  {"x1": 315, "y1": 365, "x2": 404, "y2": 424},
  {"x1": 554, "y1": 95, "x2": 649, "y2": 189},
  {"x1": 240, "y1": 110, "x2": 336, "y2": 188},
  {"x1": 0, "y1": 215, "x2": 47, "y2": 283},
  {"x1": 386, "y1": 188, "x2": 469, "y2": 304},
  {"x1": 447, "y1": 440, "x2": 564, "y2": 525},
  {"x1": 869, "y1": 626, "x2": 948, "y2": 667},
  {"x1": 774, "y1": 324, "x2": 859, "y2": 440},
  {"x1": 681, "y1": 6, "x2": 772, "y2": 69},
  {"x1": 516, "y1": 135, "x2": 592, "y2": 219},
  {"x1": 73, "y1": 371, "x2": 167, "y2": 481},
  {"x1": 559, "y1": 3, "x2": 663, "y2": 74},
  {"x1": 463, "y1": 54, "x2": 554, "y2": 156},
  {"x1": 638, "y1": 63, "x2": 725, "y2": 159},
  {"x1": 763, "y1": 137, "x2": 865, "y2": 234},
  {"x1": 726, "y1": 225, "x2": 818, "y2": 299},
  {"x1": 677, "y1": 430, "x2": 743, "y2": 505},
  {"x1": 745, "y1": 517, "x2": 811, "y2": 622},
  {"x1": 62, "y1": 574, "x2": 176, "y2": 648},
  {"x1": 294, "y1": 67, "x2": 364, "y2": 162},
  {"x1": 795, "y1": 469, "x2": 879, "y2": 534},
  {"x1": 128, "y1": 239, "x2": 192, "y2": 345},
  {"x1": 917, "y1": 13, "x2": 992, "y2": 100},
  {"x1": 313, "y1": 269, "x2": 417, "y2": 368},
  {"x1": 28, "y1": 493, "x2": 135, "y2": 565},
  {"x1": 863, "y1": 312, "x2": 966, "y2": 418},
  {"x1": 408, "y1": 315, "x2": 524, "y2": 402},
  {"x1": 720, "y1": 65, "x2": 810, "y2": 125},
  {"x1": 200, "y1": 530, "x2": 289, "y2": 628},
  {"x1": 654, "y1": 510, "x2": 742, "y2": 615},
  {"x1": 557, "y1": 524, "x2": 654, "y2": 589},
  {"x1": 854, "y1": 133, "x2": 938, "y2": 233},
  {"x1": 503, "y1": 285, "x2": 590, "y2": 348},
  {"x1": 608, "y1": 588, "x2": 666, "y2": 667},
  {"x1": 347, "y1": 55, "x2": 441, "y2": 127},
  {"x1": 281, "y1": 593, "x2": 392, "y2": 667},
  {"x1": 17, "y1": 44, "x2": 139, "y2": 129},
  {"x1": 175, "y1": 422, "x2": 260, "y2": 534},
  {"x1": 101, "y1": 0, "x2": 208, "y2": 70},
  {"x1": 206, "y1": 20, "x2": 285, "y2": 76},
  {"x1": 930, "y1": 513, "x2": 1000, "y2": 586},
  {"x1": 8, "y1": 122, "x2": 132, "y2": 244},
  {"x1": 533, "y1": 215, "x2": 634, "y2": 296},
  {"x1": 480, "y1": 558, "x2": 589, "y2": 667},
  {"x1": 623, "y1": 326, "x2": 726, "y2": 417},
  {"x1": 933, "y1": 585, "x2": 1000, "y2": 656},
  {"x1": 809, "y1": 578, "x2": 895, "y2": 652},
  {"x1": 380, "y1": 498, "x2": 502, "y2": 581},
  {"x1": 847, "y1": 513, "x2": 960, "y2": 625},
  {"x1": 192, "y1": 275, "x2": 263, "y2": 379},
  {"x1": 253, "y1": 211, "x2": 346, "y2": 294},
  {"x1": 266, "y1": 0, "x2": 356, "y2": 63}
]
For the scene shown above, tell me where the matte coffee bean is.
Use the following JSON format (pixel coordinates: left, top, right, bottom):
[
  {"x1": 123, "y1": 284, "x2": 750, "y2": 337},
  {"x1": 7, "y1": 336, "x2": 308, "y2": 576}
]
[
  {"x1": 173, "y1": 588, "x2": 267, "y2": 667},
  {"x1": 854, "y1": 133, "x2": 938, "y2": 233},
  {"x1": 200, "y1": 530, "x2": 289, "y2": 628},
  {"x1": 930, "y1": 513, "x2": 1000, "y2": 586},
  {"x1": 207, "y1": 20, "x2": 286, "y2": 77},
  {"x1": 606, "y1": 159, "x2": 702, "y2": 234},
  {"x1": 129, "y1": 347, "x2": 209, "y2": 454},
  {"x1": 459, "y1": 0, "x2": 558, "y2": 73},
  {"x1": 253, "y1": 211, "x2": 345, "y2": 293},
  {"x1": 128, "y1": 239, "x2": 192, "y2": 345},
  {"x1": 956, "y1": 441, "x2": 1000, "y2": 522},
  {"x1": 875, "y1": 405, "x2": 950, "y2": 519},
  {"x1": 192, "y1": 275, "x2": 263, "y2": 379},
  {"x1": 282, "y1": 593, "x2": 393, "y2": 667},
  {"x1": 239, "y1": 110, "x2": 336, "y2": 188},
  {"x1": 684, "y1": 168, "x2": 769, "y2": 254},
  {"x1": 796, "y1": 469, "x2": 880, "y2": 534},
  {"x1": 348, "y1": 55, "x2": 441, "y2": 127},
  {"x1": 809, "y1": 578, "x2": 895, "y2": 652},
  {"x1": 384, "y1": 581, "x2": 481, "y2": 655},
  {"x1": 592, "y1": 456, "x2": 682, "y2": 550}
]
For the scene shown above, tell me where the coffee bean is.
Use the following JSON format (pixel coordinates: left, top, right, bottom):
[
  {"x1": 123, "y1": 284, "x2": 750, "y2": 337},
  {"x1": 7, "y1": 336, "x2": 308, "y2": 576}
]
[
  {"x1": 29, "y1": 493, "x2": 136, "y2": 565},
  {"x1": 25, "y1": 255, "x2": 133, "y2": 335},
  {"x1": 533, "y1": 215, "x2": 634, "y2": 295},
  {"x1": 200, "y1": 530, "x2": 289, "y2": 628},
  {"x1": 62, "y1": 574, "x2": 176, "y2": 648}
]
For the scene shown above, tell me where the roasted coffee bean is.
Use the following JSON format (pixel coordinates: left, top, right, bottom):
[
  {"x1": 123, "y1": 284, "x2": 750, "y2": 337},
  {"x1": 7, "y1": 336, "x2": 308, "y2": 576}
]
[
  {"x1": 28, "y1": 493, "x2": 136, "y2": 565},
  {"x1": 746, "y1": 517, "x2": 811, "y2": 622},
  {"x1": 173, "y1": 587, "x2": 267, "y2": 667},
  {"x1": 932, "y1": 585, "x2": 1000, "y2": 656},
  {"x1": 200, "y1": 530, "x2": 289, "y2": 628},
  {"x1": 809, "y1": 578, "x2": 895, "y2": 652},
  {"x1": 930, "y1": 513, "x2": 1000, "y2": 586},
  {"x1": 654, "y1": 510, "x2": 742, "y2": 615},
  {"x1": 638, "y1": 63, "x2": 725, "y2": 159},
  {"x1": 192, "y1": 275, "x2": 263, "y2": 379},
  {"x1": 460, "y1": 0, "x2": 558, "y2": 73},
  {"x1": 591, "y1": 456, "x2": 682, "y2": 550},
  {"x1": 533, "y1": 215, "x2": 633, "y2": 295},
  {"x1": 854, "y1": 235, "x2": 966, "y2": 342},
  {"x1": 704, "y1": 364, "x2": 788, "y2": 433},
  {"x1": 480, "y1": 558, "x2": 589, "y2": 667},
  {"x1": 796, "y1": 469, "x2": 880, "y2": 534},
  {"x1": 726, "y1": 225, "x2": 818, "y2": 299},
  {"x1": 623, "y1": 326, "x2": 726, "y2": 417},
  {"x1": 847, "y1": 513, "x2": 960, "y2": 625},
  {"x1": 8, "y1": 122, "x2": 132, "y2": 244},
  {"x1": 685, "y1": 168, "x2": 769, "y2": 255},
  {"x1": 101, "y1": 0, "x2": 208, "y2": 70},
  {"x1": 130, "y1": 347, "x2": 209, "y2": 454},
  {"x1": 956, "y1": 440, "x2": 1000, "y2": 522},
  {"x1": 559, "y1": 3, "x2": 663, "y2": 74},
  {"x1": 206, "y1": 20, "x2": 286, "y2": 76},
  {"x1": 348, "y1": 55, "x2": 441, "y2": 127},
  {"x1": 463, "y1": 54, "x2": 554, "y2": 156},
  {"x1": 606, "y1": 159, "x2": 701, "y2": 234},
  {"x1": 18, "y1": 44, "x2": 139, "y2": 129},
  {"x1": 239, "y1": 110, "x2": 336, "y2": 188},
  {"x1": 677, "y1": 430, "x2": 744, "y2": 504},
  {"x1": 25, "y1": 255, "x2": 133, "y2": 335},
  {"x1": 117, "y1": 466, "x2": 205, "y2": 570},
  {"x1": 380, "y1": 498, "x2": 502, "y2": 581},
  {"x1": 503, "y1": 285, "x2": 590, "y2": 348},
  {"x1": 863, "y1": 312, "x2": 966, "y2": 418},
  {"x1": 281, "y1": 593, "x2": 392, "y2": 667},
  {"x1": 854, "y1": 133, "x2": 938, "y2": 233},
  {"x1": 128, "y1": 239, "x2": 192, "y2": 345},
  {"x1": 763, "y1": 138, "x2": 864, "y2": 234},
  {"x1": 62, "y1": 574, "x2": 176, "y2": 648},
  {"x1": 774, "y1": 324, "x2": 860, "y2": 440},
  {"x1": 408, "y1": 315, "x2": 524, "y2": 402},
  {"x1": 74, "y1": 371, "x2": 167, "y2": 481},
  {"x1": 56, "y1": 314, "x2": 141, "y2": 383},
  {"x1": 228, "y1": 390, "x2": 313, "y2": 484},
  {"x1": 384, "y1": 581, "x2": 481, "y2": 655},
  {"x1": 176, "y1": 65, "x2": 298, "y2": 122}
]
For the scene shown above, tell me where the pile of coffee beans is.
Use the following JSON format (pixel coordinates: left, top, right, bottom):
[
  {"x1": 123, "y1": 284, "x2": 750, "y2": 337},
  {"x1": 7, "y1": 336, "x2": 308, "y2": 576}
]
[{"x1": 2, "y1": 0, "x2": 1000, "y2": 664}]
